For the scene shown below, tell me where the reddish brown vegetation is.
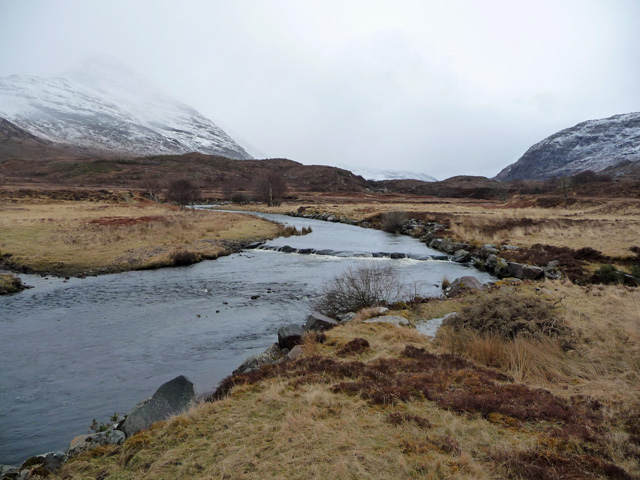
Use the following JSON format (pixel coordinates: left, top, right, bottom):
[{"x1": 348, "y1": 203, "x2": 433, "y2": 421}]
[
  {"x1": 88, "y1": 215, "x2": 166, "y2": 227},
  {"x1": 337, "y1": 338, "x2": 370, "y2": 356},
  {"x1": 494, "y1": 449, "x2": 634, "y2": 480},
  {"x1": 385, "y1": 412, "x2": 432, "y2": 429},
  {"x1": 212, "y1": 345, "x2": 598, "y2": 433}
]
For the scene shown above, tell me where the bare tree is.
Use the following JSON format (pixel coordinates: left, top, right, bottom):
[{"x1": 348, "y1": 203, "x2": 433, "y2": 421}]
[
  {"x1": 255, "y1": 172, "x2": 288, "y2": 206},
  {"x1": 142, "y1": 175, "x2": 163, "y2": 203},
  {"x1": 165, "y1": 178, "x2": 200, "y2": 208}
]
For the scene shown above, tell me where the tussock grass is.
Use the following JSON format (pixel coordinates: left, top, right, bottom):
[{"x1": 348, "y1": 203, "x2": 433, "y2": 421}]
[{"x1": 0, "y1": 200, "x2": 279, "y2": 276}]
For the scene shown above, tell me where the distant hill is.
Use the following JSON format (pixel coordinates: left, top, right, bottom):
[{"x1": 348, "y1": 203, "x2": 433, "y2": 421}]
[
  {"x1": 0, "y1": 55, "x2": 252, "y2": 160},
  {"x1": 344, "y1": 165, "x2": 437, "y2": 182},
  {"x1": 496, "y1": 112, "x2": 640, "y2": 181}
]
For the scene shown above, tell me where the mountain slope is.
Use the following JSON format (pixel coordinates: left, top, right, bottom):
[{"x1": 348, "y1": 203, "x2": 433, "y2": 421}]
[
  {"x1": 0, "y1": 55, "x2": 252, "y2": 160},
  {"x1": 496, "y1": 112, "x2": 640, "y2": 181}
]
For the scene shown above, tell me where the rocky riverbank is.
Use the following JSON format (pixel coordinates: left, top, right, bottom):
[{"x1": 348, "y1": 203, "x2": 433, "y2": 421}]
[{"x1": 286, "y1": 210, "x2": 561, "y2": 282}]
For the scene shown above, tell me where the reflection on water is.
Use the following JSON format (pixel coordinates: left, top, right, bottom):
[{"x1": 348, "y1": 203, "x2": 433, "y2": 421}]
[{"x1": 0, "y1": 212, "x2": 493, "y2": 464}]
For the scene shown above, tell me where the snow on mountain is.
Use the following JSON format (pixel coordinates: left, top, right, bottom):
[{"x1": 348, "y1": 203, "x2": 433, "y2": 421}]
[
  {"x1": 342, "y1": 165, "x2": 437, "y2": 182},
  {"x1": 496, "y1": 112, "x2": 640, "y2": 181},
  {"x1": 0, "y1": 55, "x2": 252, "y2": 159}
]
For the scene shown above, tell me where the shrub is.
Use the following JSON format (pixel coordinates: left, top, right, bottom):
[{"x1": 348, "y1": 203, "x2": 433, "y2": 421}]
[
  {"x1": 230, "y1": 193, "x2": 251, "y2": 204},
  {"x1": 442, "y1": 290, "x2": 569, "y2": 340},
  {"x1": 591, "y1": 264, "x2": 624, "y2": 284},
  {"x1": 170, "y1": 249, "x2": 200, "y2": 266},
  {"x1": 381, "y1": 211, "x2": 407, "y2": 233},
  {"x1": 314, "y1": 264, "x2": 411, "y2": 317}
]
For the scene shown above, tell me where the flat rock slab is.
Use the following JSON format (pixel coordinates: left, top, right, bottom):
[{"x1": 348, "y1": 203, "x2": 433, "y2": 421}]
[
  {"x1": 363, "y1": 315, "x2": 409, "y2": 326},
  {"x1": 287, "y1": 345, "x2": 304, "y2": 361},
  {"x1": 305, "y1": 312, "x2": 339, "y2": 331},
  {"x1": 119, "y1": 375, "x2": 194, "y2": 437}
]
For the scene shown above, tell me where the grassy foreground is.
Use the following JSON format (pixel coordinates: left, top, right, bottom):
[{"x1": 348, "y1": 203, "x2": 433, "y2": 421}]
[
  {"x1": 55, "y1": 281, "x2": 640, "y2": 480},
  {"x1": 0, "y1": 194, "x2": 279, "y2": 276}
]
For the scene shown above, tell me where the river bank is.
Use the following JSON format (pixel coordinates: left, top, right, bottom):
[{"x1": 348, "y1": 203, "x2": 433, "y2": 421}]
[
  {"x1": 0, "y1": 194, "x2": 280, "y2": 278},
  {"x1": 221, "y1": 197, "x2": 640, "y2": 285},
  {"x1": 44, "y1": 279, "x2": 640, "y2": 480}
]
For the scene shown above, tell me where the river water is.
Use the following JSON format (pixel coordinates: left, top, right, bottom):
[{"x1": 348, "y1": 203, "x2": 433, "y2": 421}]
[{"x1": 0, "y1": 212, "x2": 494, "y2": 464}]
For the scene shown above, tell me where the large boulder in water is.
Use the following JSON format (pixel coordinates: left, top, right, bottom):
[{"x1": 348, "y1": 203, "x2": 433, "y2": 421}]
[{"x1": 119, "y1": 375, "x2": 195, "y2": 437}]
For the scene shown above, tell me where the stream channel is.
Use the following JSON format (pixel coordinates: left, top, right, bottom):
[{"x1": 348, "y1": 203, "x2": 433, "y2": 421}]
[{"x1": 0, "y1": 211, "x2": 495, "y2": 465}]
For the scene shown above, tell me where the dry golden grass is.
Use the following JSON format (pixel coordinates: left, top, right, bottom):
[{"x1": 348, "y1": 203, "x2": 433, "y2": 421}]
[
  {"x1": 54, "y1": 282, "x2": 640, "y2": 479},
  {"x1": 431, "y1": 282, "x2": 640, "y2": 408},
  {"x1": 0, "y1": 200, "x2": 279, "y2": 276}
]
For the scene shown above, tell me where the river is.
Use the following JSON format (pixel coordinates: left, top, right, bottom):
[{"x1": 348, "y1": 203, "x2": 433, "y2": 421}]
[{"x1": 0, "y1": 211, "x2": 494, "y2": 465}]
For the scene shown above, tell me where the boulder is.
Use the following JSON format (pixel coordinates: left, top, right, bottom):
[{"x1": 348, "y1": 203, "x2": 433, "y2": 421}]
[
  {"x1": 444, "y1": 276, "x2": 484, "y2": 298},
  {"x1": 119, "y1": 375, "x2": 195, "y2": 437},
  {"x1": 233, "y1": 343, "x2": 282, "y2": 375},
  {"x1": 367, "y1": 306, "x2": 389, "y2": 317},
  {"x1": 544, "y1": 268, "x2": 562, "y2": 280},
  {"x1": 19, "y1": 451, "x2": 67, "y2": 474},
  {"x1": 68, "y1": 430, "x2": 125, "y2": 456},
  {"x1": 337, "y1": 312, "x2": 356, "y2": 322},
  {"x1": 482, "y1": 244, "x2": 499, "y2": 254},
  {"x1": 287, "y1": 345, "x2": 304, "y2": 361},
  {"x1": 507, "y1": 262, "x2": 544, "y2": 280},
  {"x1": 277, "y1": 324, "x2": 304, "y2": 350},
  {"x1": 363, "y1": 315, "x2": 409, "y2": 326},
  {"x1": 0, "y1": 465, "x2": 17, "y2": 477},
  {"x1": 451, "y1": 249, "x2": 471, "y2": 263},
  {"x1": 429, "y1": 238, "x2": 444, "y2": 250},
  {"x1": 439, "y1": 240, "x2": 470, "y2": 254},
  {"x1": 485, "y1": 254, "x2": 509, "y2": 277},
  {"x1": 305, "y1": 312, "x2": 339, "y2": 332}
]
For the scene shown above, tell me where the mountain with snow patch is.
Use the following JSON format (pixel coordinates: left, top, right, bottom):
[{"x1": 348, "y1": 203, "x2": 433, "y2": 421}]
[
  {"x1": 342, "y1": 165, "x2": 437, "y2": 182},
  {"x1": 496, "y1": 112, "x2": 640, "y2": 181},
  {"x1": 0, "y1": 55, "x2": 252, "y2": 160}
]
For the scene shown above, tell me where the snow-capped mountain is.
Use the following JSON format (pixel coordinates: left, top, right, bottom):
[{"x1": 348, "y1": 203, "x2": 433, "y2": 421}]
[
  {"x1": 0, "y1": 55, "x2": 252, "y2": 159},
  {"x1": 496, "y1": 112, "x2": 640, "y2": 181},
  {"x1": 342, "y1": 165, "x2": 437, "y2": 182}
]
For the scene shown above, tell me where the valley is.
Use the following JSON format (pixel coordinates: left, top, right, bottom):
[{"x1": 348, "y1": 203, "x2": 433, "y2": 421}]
[{"x1": 1, "y1": 56, "x2": 640, "y2": 480}]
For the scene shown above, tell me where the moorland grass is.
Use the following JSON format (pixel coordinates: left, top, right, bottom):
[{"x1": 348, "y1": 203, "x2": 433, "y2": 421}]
[
  {"x1": 55, "y1": 282, "x2": 640, "y2": 479},
  {"x1": 0, "y1": 199, "x2": 279, "y2": 276}
]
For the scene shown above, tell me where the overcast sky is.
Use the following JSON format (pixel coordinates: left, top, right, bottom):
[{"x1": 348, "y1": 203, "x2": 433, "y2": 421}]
[{"x1": 1, "y1": 0, "x2": 639, "y2": 179}]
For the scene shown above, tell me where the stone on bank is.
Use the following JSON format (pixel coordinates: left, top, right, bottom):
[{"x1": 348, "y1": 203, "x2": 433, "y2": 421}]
[{"x1": 119, "y1": 375, "x2": 195, "y2": 437}]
